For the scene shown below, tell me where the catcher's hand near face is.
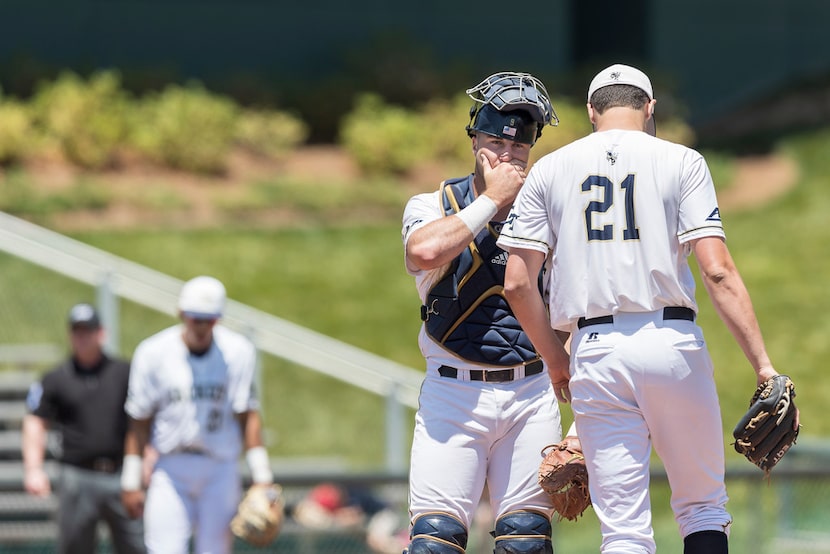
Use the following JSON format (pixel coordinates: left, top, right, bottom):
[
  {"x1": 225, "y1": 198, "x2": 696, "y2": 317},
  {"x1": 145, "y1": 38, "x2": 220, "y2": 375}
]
[
  {"x1": 231, "y1": 483, "x2": 285, "y2": 546},
  {"x1": 732, "y1": 373, "x2": 800, "y2": 476},
  {"x1": 538, "y1": 435, "x2": 591, "y2": 521},
  {"x1": 477, "y1": 148, "x2": 526, "y2": 208}
]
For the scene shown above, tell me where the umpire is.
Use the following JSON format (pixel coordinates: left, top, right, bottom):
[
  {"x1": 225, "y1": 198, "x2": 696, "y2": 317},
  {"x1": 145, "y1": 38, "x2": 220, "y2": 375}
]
[{"x1": 22, "y1": 303, "x2": 145, "y2": 554}]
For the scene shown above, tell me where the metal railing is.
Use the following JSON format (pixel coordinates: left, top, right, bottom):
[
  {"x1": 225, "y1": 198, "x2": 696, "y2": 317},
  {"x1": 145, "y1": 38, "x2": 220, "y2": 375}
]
[{"x1": 0, "y1": 212, "x2": 424, "y2": 471}]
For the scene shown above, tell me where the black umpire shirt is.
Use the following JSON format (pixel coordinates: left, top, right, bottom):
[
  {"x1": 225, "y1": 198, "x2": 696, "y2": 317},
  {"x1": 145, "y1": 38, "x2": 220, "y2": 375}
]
[{"x1": 27, "y1": 355, "x2": 131, "y2": 468}]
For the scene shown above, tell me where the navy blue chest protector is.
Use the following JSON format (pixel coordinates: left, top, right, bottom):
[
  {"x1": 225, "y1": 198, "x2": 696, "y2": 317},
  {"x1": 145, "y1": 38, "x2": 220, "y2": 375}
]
[{"x1": 421, "y1": 176, "x2": 540, "y2": 367}]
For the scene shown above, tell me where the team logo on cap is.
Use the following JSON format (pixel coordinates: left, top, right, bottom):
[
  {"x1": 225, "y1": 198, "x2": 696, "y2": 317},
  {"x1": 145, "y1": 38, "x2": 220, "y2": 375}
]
[
  {"x1": 502, "y1": 116, "x2": 518, "y2": 137},
  {"x1": 610, "y1": 71, "x2": 621, "y2": 81}
]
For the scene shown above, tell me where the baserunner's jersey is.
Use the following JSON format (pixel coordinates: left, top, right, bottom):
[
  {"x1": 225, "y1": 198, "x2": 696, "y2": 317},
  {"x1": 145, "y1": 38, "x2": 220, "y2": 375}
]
[
  {"x1": 125, "y1": 324, "x2": 259, "y2": 461},
  {"x1": 498, "y1": 129, "x2": 725, "y2": 331}
]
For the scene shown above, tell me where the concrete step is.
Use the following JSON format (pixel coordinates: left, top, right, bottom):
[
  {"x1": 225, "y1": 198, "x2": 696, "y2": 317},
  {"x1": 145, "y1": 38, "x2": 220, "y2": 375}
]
[
  {"x1": 0, "y1": 461, "x2": 59, "y2": 492},
  {"x1": 0, "y1": 401, "x2": 28, "y2": 430},
  {"x1": 0, "y1": 430, "x2": 23, "y2": 460},
  {"x1": 0, "y1": 520, "x2": 58, "y2": 544},
  {"x1": 0, "y1": 370, "x2": 38, "y2": 401},
  {"x1": 0, "y1": 430, "x2": 60, "y2": 462},
  {"x1": 0, "y1": 492, "x2": 56, "y2": 520}
]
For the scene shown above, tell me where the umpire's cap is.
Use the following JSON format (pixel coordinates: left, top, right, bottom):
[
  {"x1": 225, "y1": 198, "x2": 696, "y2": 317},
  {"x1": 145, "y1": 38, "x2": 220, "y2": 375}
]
[{"x1": 68, "y1": 303, "x2": 101, "y2": 329}]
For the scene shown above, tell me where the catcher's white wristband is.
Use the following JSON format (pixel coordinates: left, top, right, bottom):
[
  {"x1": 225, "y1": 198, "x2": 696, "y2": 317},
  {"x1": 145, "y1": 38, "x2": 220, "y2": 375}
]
[
  {"x1": 456, "y1": 195, "x2": 498, "y2": 235},
  {"x1": 120, "y1": 454, "x2": 143, "y2": 491},
  {"x1": 246, "y1": 446, "x2": 274, "y2": 484}
]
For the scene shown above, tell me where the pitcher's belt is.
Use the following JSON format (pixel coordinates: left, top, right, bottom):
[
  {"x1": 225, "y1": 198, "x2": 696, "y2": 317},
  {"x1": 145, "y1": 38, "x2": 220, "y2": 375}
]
[
  {"x1": 577, "y1": 306, "x2": 695, "y2": 329},
  {"x1": 438, "y1": 359, "x2": 544, "y2": 383}
]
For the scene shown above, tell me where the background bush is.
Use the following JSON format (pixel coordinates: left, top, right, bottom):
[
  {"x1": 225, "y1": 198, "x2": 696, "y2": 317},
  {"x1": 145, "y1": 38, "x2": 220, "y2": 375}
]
[
  {"x1": 0, "y1": 71, "x2": 697, "y2": 178},
  {"x1": 339, "y1": 93, "x2": 434, "y2": 175},
  {"x1": 0, "y1": 72, "x2": 312, "y2": 174},
  {"x1": 29, "y1": 71, "x2": 131, "y2": 169},
  {"x1": 128, "y1": 83, "x2": 239, "y2": 174},
  {"x1": 0, "y1": 95, "x2": 31, "y2": 164},
  {"x1": 233, "y1": 108, "x2": 309, "y2": 160}
]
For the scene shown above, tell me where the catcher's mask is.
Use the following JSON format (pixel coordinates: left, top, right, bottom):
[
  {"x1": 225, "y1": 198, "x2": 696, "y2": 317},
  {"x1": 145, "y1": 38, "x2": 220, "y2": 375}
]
[{"x1": 466, "y1": 71, "x2": 558, "y2": 145}]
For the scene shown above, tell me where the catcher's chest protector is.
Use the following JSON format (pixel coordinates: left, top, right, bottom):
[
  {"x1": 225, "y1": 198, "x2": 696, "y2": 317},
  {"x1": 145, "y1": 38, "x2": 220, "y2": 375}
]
[{"x1": 421, "y1": 176, "x2": 540, "y2": 367}]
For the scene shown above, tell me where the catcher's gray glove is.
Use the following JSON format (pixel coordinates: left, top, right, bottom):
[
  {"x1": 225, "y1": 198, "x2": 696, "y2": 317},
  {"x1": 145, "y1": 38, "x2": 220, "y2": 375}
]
[
  {"x1": 230, "y1": 483, "x2": 285, "y2": 546},
  {"x1": 732, "y1": 374, "x2": 799, "y2": 475},
  {"x1": 538, "y1": 437, "x2": 591, "y2": 521}
]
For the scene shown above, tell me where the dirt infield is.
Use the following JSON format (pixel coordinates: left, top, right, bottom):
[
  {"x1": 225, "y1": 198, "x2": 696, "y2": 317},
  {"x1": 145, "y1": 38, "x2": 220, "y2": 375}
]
[{"x1": 718, "y1": 154, "x2": 799, "y2": 213}]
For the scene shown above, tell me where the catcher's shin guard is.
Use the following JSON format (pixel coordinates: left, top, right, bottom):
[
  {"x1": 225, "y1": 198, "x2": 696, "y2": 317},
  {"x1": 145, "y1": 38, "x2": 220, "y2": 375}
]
[
  {"x1": 406, "y1": 512, "x2": 468, "y2": 553},
  {"x1": 492, "y1": 510, "x2": 553, "y2": 554},
  {"x1": 684, "y1": 530, "x2": 727, "y2": 554}
]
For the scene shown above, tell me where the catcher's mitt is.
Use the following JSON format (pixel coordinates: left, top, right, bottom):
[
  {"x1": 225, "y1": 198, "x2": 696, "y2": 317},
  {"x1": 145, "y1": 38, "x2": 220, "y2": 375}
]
[
  {"x1": 231, "y1": 483, "x2": 285, "y2": 546},
  {"x1": 538, "y1": 439, "x2": 591, "y2": 521},
  {"x1": 732, "y1": 374, "x2": 799, "y2": 475}
]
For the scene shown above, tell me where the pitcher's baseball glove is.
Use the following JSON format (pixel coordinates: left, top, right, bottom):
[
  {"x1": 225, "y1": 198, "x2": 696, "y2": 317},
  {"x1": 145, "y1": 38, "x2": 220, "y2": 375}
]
[
  {"x1": 732, "y1": 374, "x2": 799, "y2": 476},
  {"x1": 538, "y1": 438, "x2": 591, "y2": 521},
  {"x1": 231, "y1": 483, "x2": 285, "y2": 546}
]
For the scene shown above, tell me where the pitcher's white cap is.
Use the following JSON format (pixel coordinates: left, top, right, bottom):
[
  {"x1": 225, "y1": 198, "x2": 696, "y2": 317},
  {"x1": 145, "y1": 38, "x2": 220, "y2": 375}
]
[
  {"x1": 588, "y1": 63, "x2": 653, "y2": 102},
  {"x1": 178, "y1": 276, "x2": 226, "y2": 319}
]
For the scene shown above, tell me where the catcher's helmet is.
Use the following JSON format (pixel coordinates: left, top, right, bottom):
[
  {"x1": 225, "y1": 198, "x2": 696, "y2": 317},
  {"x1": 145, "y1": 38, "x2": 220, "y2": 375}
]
[{"x1": 466, "y1": 72, "x2": 558, "y2": 145}]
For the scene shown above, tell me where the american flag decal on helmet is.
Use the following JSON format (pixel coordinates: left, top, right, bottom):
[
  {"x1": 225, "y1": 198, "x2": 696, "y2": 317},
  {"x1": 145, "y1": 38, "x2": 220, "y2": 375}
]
[{"x1": 502, "y1": 125, "x2": 517, "y2": 137}]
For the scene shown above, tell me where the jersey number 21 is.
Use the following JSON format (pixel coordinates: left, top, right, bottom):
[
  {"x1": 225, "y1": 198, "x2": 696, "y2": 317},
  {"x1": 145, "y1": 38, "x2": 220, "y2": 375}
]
[{"x1": 582, "y1": 174, "x2": 640, "y2": 241}]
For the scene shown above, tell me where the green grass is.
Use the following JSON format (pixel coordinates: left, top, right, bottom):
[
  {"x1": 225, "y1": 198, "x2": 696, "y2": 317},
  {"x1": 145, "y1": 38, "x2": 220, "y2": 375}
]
[{"x1": 0, "y1": 170, "x2": 113, "y2": 215}]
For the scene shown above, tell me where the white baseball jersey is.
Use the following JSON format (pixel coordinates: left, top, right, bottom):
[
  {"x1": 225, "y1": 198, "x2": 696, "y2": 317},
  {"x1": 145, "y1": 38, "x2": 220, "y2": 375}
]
[
  {"x1": 126, "y1": 324, "x2": 259, "y2": 462},
  {"x1": 402, "y1": 190, "x2": 452, "y2": 297},
  {"x1": 498, "y1": 129, "x2": 725, "y2": 330}
]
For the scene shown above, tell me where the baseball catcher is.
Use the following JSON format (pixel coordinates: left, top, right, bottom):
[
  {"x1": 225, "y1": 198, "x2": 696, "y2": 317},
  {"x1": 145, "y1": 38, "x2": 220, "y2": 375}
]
[
  {"x1": 732, "y1": 374, "x2": 799, "y2": 475},
  {"x1": 230, "y1": 483, "x2": 285, "y2": 546},
  {"x1": 538, "y1": 436, "x2": 591, "y2": 521}
]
